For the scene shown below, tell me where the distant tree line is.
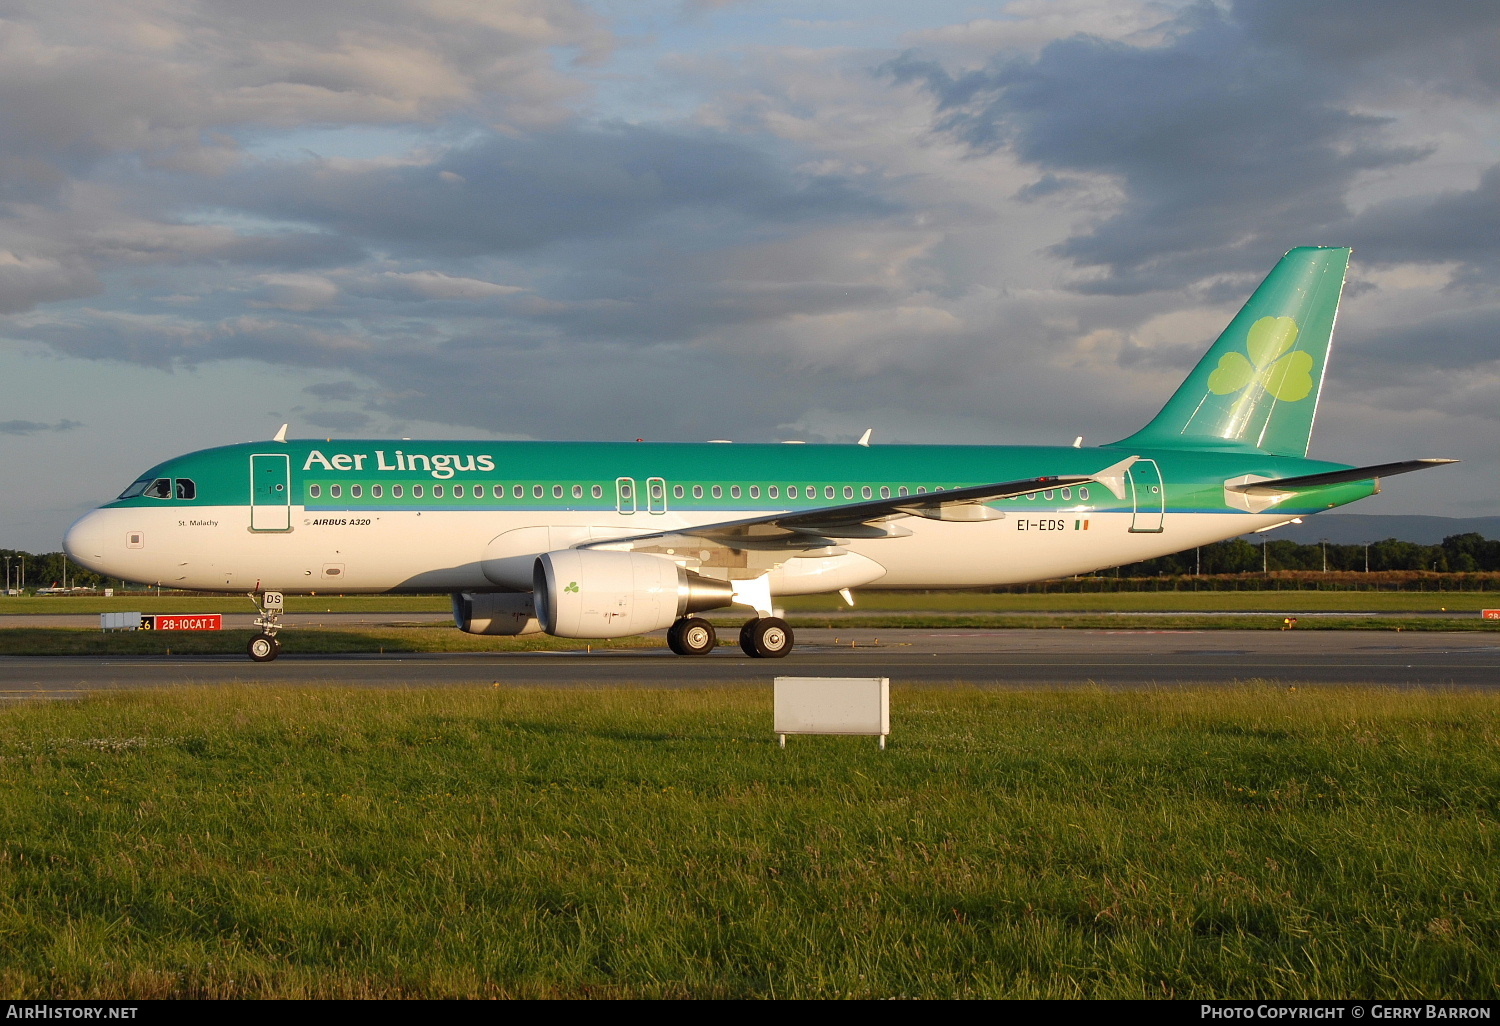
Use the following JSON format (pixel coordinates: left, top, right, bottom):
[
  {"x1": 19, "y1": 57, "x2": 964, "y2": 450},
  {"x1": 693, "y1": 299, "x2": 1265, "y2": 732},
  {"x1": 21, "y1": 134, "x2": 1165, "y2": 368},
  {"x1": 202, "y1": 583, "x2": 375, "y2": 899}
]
[
  {"x1": 3, "y1": 532, "x2": 1499, "y2": 594},
  {"x1": 1111, "y1": 533, "x2": 1500, "y2": 576},
  {"x1": 1, "y1": 549, "x2": 114, "y2": 591}
]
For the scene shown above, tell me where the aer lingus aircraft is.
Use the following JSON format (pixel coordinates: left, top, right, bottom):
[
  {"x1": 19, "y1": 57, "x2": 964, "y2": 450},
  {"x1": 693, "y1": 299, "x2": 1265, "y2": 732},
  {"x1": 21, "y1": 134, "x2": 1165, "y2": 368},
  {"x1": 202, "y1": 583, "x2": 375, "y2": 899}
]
[{"x1": 65, "y1": 247, "x2": 1454, "y2": 661}]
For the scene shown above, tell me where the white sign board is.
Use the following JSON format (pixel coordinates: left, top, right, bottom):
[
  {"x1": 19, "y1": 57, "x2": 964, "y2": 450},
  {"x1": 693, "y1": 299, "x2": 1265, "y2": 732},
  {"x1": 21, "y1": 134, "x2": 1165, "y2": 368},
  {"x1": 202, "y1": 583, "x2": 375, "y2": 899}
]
[
  {"x1": 101, "y1": 612, "x2": 142, "y2": 631},
  {"x1": 774, "y1": 676, "x2": 889, "y2": 748}
]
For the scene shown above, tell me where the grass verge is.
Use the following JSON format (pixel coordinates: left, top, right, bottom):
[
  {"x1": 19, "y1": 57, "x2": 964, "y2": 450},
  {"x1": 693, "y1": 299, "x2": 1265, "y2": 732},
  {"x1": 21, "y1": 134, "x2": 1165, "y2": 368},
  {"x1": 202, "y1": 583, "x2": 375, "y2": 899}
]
[{"x1": 0, "y1": 684, "x2": 1495, "y2": 998}]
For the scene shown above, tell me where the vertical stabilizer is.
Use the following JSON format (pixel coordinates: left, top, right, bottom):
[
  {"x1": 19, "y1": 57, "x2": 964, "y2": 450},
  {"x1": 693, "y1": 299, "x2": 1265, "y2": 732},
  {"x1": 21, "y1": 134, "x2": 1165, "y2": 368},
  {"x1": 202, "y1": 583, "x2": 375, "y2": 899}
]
[{"x1": 1114, "y1": 246, "x2": 1350, "y2": 457}]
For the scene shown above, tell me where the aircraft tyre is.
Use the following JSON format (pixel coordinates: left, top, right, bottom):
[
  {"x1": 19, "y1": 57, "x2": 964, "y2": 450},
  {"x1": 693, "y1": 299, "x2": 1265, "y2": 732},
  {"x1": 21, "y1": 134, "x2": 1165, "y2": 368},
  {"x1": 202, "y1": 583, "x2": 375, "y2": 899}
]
[
  {"x1": 739, "y1": 617, "x2": 793, "y2": 659},
  {"x1": 247, "y1": 633, "x2": 280, "y2": 662},
  {"x1": 668, "y1": 617, "x2": 717, "y2": 656}
]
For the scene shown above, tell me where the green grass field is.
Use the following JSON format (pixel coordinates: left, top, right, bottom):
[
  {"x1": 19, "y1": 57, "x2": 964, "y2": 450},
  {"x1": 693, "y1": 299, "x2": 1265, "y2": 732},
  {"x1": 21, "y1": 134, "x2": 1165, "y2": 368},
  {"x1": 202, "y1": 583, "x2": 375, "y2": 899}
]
[
  {"x1": 0, "y1": 685, "x2": 1495, "y2": 998},
  {"x1": 6, "y1": 590, "x2": 1499, "y2": 616}
]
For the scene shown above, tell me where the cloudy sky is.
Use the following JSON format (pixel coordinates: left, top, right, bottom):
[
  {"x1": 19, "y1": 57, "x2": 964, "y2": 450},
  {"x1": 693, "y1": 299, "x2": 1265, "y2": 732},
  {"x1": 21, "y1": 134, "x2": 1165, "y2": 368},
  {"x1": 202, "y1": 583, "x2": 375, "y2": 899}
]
[{"x1": 1, "y1": 0, "x2": 1496, "y2": 549}]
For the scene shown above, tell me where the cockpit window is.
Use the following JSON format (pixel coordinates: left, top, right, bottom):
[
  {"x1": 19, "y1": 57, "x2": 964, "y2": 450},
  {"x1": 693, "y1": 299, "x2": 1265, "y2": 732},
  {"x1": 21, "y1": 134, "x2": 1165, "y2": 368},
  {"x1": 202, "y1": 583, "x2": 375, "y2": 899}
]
[
  {"x1": 143, "y1": 478, "x2": 172, "y2": 499},
  {"x1": 175, "y1": 479, "x2": 196, "y2": 500},
  {"x1": 117, "y1": 476, "x2": 152, "y2": 499}
]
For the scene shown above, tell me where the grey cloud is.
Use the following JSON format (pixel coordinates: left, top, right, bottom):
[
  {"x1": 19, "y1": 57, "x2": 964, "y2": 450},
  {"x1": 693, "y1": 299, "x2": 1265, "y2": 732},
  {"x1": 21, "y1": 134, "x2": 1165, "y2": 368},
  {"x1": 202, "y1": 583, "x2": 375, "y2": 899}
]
[
  {"x1": 303, "y1": 381, "x2": 365, "y2": 402},
  {"x1": 210, "y1": 125, "x2": 896, "y2": 258},
  {"x1": 887, "y1": 3, "x2": 1427, "y2": 293},
  {"x1": 0, "y1": 419, "x2": 82, "y2": 435},
  {"x1": 304, "y1": 410, "x2": 372, "y2": 432},
  {"x1": 1342, "y1": 164, "x2": 1500, "y2": 286}
]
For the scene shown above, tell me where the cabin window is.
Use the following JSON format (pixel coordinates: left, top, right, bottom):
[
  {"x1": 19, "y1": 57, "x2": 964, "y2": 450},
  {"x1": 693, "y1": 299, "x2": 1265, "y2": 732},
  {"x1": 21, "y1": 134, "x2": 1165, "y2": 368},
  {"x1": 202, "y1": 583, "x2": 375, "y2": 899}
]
[
  {"x1": 552, "y1": 485, "x2": 563, "y2": 499},
  {"x1": 673, "y1": 485, "x2": 685, "y2": 499},
  {"x1": 453, "y1": 485, "x2": 464, "y2": 498},
  {"x1": 711, "y1": 485, "x2": 722, "y2": 499},
  {"x1": 513, "y1": 485, "x2": 524, "y2": 499},
  {"x1": 843, "y1": 486, "x2": 854, "y2": 499},
  {"x1": 372, "y1": 484, "x2": 383, "y2": 498},
  {"x1": 573, "y1": 485, "x2": 583, "y2": 499},
  {"x1": 1061, "y1": 487, "x2": 1071, "y2": 500},
  {"x1": 533, "y1": 485, "x2": 544, "y2": 499},
  {"x1": 749, "y1": 485, "x2": 759, "y2": 499},
  {"x1": 144, "y1": 478, "x2": 172, "y2": 499},
  {"x1": 175, "y1": 479, "x2": 196, "y2": 500},
  {"x1": 492, "y1": 485, "x2": 502, "y2": 498},
  {"x1": 693, "y1": 485, "x2": 704, "y2": 499},
  {"x1": 768, "y1": 485, "x2": 779, "y2": 499},
  {"x1": 474, "y1": 487, "x2": 484, "y2": 501},
  {"x1": 787, "y1": 486, "x2": 798, "y2": 499},
  {"x1": 433, "y1": 485, "x2": 443, "y2": 498},
  {"x1": 413, "y1": 484, "x2": 424, "y2": 498},
  {"x1": 330, "y1": 484, "x2": 342, "y2": 499},
  {"x1": 880, "y1": 486, "x2": 890, "y2": 499},
  {"x1": 730, "y1": 485, "x2": 741, "y2": 499},
  {"x1": 392, "y1": 485, "x2": 404, "y2": 498},
  {"x1": 861, "y1": 486, "x2": 872, "y2": 499},
  {"x1": 1043, "y1": 490, "x2": 1054, "y2": 501},
  {"x1": 916, "y1": 486, "x2": 926, "y2": 494},
  {"x1": 308, "y1": 484, "x2": 322, "y2": 499},
  {"x1": 824, "y1": 486, "x2": 835, "y2": 500},
  {"x1": 1026, "y1": 492, "x2": 1036, "y2": 501},
  {"x1": 651, "y1": 482, "x2": 664, "y2": 501},
  {"x1": 351, "y1": 484, "x2": 362, "y2": 498},
  {"x1": 1079, "y1": 486, "x2": 1090, "y2": 501},
  {"x1": 591, "y1": 484, "x2": 603, "y2": 499}
]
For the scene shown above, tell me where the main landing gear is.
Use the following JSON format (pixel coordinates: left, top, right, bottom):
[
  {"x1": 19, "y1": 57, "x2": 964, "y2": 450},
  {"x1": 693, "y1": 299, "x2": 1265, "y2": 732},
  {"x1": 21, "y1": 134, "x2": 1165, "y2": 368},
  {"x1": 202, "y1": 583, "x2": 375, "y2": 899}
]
[
  {"x1": 740, "y1": 616, "x2": 793, "y2": 659},
  {"x1": 665, "y1": 615, "x2": 795, "y2": 658},
  {"x1": 247, "y1": 589, "x2": 285, "y2": 662}
]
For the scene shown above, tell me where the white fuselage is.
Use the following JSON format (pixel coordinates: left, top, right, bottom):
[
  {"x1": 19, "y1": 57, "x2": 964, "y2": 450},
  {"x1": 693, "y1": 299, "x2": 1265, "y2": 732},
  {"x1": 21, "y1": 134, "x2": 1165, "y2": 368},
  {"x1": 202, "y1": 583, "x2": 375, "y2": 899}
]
[{"x1": 64, "y1": 501, "x2": 1288, "y2": 595}]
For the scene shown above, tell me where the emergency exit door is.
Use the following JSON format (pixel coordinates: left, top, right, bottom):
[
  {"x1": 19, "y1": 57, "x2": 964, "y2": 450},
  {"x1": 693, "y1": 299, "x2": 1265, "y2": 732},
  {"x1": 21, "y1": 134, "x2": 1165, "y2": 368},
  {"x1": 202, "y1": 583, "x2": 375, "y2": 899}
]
[{"x1": 250, "y1": 453, "x2": 292, "y2": 531}]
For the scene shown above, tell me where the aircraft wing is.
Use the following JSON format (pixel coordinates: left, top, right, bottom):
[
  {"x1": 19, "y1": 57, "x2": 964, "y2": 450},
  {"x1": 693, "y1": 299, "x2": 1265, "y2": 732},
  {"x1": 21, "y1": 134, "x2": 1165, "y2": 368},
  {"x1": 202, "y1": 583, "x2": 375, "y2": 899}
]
[
  {"x1": 1226, "y1": 459, "x2": 1458, "y2": 496},
  {"x1": 582, "y1": 456, "x2": 1139, "y2": 553}
]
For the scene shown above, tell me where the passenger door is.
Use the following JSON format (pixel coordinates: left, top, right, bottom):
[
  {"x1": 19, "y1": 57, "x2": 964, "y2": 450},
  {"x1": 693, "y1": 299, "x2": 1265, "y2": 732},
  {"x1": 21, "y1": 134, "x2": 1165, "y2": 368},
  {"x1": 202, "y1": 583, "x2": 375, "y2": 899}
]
[
  {"x1": 1128, "y1": 458, "x2": 1165, "y2": 533},
  {"x1": 250, "y1": 453, "x2": 292, "y2": 531}
]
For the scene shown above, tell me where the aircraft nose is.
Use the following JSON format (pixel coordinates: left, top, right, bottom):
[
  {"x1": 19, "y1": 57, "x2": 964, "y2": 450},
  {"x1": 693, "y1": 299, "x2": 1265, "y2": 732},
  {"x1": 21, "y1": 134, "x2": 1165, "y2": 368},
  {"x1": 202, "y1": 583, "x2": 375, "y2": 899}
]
[{"x1": 63, "y1": 510, "x2": 116, "y2": 575}]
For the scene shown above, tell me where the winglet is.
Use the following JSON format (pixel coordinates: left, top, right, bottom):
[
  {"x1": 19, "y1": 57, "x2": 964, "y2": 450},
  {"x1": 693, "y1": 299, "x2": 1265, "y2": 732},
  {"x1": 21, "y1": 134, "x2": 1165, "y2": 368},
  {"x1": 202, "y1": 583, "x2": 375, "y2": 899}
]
[
  {"x1": 857, "y1": 428, "x2": 872, "y2": 447},
  {"x1": 1092, "y1": 456, "x2": 1138, "y2": 500},
  {"x1": 273, "y1": 423, "x2": 288, "y2": 443}
]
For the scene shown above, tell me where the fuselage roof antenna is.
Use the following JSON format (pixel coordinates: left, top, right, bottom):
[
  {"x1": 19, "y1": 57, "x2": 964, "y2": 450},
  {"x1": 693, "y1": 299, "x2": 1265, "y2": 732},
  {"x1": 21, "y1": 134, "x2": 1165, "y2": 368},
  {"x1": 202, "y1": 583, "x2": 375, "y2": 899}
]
[
  {"x1": 857, "y1": 428, "x2": 872, "y2": 447},
  {"x1": 273, "y1": 423, "x2": 288, "y2": 443}
]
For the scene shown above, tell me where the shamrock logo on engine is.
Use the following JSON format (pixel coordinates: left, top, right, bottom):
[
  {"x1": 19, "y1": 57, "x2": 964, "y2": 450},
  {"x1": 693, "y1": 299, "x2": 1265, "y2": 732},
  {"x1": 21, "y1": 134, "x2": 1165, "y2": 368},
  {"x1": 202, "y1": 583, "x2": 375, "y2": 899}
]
[
  {"x1": 1206, "y1": 316, "x2": 1315, "y2": 402},
  {"x1": 564, "y1": 581, "x2": 580, "y2": 593}
]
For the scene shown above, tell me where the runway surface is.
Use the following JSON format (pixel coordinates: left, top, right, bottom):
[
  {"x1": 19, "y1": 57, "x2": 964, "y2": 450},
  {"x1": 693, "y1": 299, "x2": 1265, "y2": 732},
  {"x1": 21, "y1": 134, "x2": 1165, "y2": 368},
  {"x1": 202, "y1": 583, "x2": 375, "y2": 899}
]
[{"x1": 2, "y1": 628, "x2": 1497, "y2": 698}]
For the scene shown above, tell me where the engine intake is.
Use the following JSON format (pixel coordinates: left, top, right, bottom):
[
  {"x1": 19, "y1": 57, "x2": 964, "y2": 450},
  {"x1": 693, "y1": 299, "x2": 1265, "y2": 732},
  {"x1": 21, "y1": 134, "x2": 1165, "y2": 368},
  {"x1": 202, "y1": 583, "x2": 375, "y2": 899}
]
[{"x1": 533, "y1": 549, "x2": 735, "y2": 638}]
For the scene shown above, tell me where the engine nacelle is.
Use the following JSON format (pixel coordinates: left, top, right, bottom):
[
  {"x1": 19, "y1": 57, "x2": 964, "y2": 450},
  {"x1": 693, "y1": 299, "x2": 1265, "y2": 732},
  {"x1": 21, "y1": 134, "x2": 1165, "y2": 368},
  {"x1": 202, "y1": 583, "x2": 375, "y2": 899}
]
[
  {"x1": 452, "y1": 592, "x2": 543, "y2": 636},
  {"x1": 533, "y1": 549, "x2": 735, "y2": 639}
]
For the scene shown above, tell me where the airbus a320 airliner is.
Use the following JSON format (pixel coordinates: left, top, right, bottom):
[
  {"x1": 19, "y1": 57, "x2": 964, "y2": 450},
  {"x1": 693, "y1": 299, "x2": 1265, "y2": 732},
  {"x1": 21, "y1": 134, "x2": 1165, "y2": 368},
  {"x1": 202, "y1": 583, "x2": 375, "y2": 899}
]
[{"x1": 65, "y1": 247, "x2": 1454, "y2": 661}]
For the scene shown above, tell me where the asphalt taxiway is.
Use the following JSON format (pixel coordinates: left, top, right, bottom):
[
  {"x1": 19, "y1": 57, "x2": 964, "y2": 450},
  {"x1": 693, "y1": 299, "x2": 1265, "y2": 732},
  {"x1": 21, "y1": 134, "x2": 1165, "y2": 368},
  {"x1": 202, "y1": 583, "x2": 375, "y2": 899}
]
[{"x1": 1, "y1": 628, "x2": 1496, "y2": 698}]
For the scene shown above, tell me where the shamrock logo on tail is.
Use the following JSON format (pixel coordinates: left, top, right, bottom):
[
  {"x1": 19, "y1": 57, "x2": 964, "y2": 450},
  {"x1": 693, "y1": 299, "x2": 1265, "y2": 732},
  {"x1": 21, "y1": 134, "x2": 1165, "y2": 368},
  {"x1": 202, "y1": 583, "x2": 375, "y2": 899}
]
[{"x1": 1206, "y1": 316, "x2": 1315, "y2": 401}]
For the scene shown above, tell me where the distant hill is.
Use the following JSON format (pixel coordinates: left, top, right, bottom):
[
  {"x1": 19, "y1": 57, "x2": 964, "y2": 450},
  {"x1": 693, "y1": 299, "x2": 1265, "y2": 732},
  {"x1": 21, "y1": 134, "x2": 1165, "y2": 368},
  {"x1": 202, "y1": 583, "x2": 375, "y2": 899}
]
[{"x1": 1237, "y1": 515, "x2": 1500, "y2": 545}]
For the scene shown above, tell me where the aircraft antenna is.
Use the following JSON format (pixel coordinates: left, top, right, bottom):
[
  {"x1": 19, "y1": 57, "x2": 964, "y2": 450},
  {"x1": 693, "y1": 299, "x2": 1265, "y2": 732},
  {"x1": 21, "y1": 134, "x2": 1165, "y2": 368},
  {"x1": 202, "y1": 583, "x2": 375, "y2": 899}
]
[
  {"x1": 273, "y1": 423, "x2": 288, "y2": 443},
  {"x1": 857, "y1": 428, "x2": 872, "y2": 447}
]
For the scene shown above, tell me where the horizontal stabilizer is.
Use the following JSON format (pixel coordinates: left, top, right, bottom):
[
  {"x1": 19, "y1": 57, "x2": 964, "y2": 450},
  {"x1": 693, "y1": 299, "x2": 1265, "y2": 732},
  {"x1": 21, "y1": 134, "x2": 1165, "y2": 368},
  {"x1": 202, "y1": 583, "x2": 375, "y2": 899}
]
[{"x1": 1226, "y1": 459, "x2": 1458, "y2": 495}]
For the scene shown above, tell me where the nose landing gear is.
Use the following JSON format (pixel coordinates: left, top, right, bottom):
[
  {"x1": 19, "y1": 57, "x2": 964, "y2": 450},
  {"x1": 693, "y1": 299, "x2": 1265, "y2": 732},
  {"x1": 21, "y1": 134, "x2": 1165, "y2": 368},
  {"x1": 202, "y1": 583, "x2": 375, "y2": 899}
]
[{"x1": 247, "y1": 590, "x2": 285, "y2": 662}]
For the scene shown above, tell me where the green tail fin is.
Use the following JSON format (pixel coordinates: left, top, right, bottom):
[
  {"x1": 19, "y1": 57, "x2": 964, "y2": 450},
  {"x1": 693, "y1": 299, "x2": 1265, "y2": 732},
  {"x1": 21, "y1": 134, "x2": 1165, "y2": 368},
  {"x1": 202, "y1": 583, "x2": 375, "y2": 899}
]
[{"x1": 1114, "y1": 246, "x2": 1350, "y2": 457}]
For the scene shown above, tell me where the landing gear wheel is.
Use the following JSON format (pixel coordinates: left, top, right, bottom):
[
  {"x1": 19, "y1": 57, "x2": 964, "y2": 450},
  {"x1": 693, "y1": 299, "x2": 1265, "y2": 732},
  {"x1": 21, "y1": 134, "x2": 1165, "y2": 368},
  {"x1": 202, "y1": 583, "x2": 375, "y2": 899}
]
[
  {"x1": 668, "y1": 617, "x2": 717, "y2": 656},
  {"x1": 247, "y1": 633, "x2": 280, "y2": 662},
  {"x1": 739, "y1": 617, "x2": 793, "y2": 659}
]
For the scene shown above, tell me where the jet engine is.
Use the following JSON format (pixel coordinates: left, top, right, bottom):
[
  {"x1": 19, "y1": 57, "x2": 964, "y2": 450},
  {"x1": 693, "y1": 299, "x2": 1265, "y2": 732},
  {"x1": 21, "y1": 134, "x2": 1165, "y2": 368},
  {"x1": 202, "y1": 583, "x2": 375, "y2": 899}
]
[
  {"x1": 533, "y1": 549, "x2": 735, "y2": 638},
  {"x1": 452, "y1": 592, "x2": 543, "y2": 636}
]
